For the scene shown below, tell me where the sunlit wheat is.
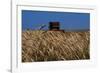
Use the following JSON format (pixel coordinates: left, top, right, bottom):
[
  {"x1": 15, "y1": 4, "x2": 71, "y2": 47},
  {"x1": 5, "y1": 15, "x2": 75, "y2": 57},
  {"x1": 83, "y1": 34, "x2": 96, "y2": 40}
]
[{"x1": 22, "y1": 30, "x2": 90, "y2": 62}]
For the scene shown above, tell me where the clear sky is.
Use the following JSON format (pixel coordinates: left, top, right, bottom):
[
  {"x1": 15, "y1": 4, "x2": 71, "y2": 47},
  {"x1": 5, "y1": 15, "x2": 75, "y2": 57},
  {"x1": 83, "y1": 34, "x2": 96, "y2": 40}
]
[{"x1": 22, "y1": 10, "x2": 90, "y2": 31}]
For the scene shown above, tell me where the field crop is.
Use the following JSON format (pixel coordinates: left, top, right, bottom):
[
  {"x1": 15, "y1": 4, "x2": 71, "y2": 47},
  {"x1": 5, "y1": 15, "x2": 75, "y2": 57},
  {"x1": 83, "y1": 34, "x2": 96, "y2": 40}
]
[{"x1": 22, "y1": 30, "x2": 90, "y2": 62}]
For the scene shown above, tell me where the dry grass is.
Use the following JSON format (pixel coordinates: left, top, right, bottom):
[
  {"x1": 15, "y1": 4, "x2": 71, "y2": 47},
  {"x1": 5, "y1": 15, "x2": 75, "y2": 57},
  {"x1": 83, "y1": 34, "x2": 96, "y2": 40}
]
[{"x1": 22, "y1": 30, "x2": 90, "y2": 62}]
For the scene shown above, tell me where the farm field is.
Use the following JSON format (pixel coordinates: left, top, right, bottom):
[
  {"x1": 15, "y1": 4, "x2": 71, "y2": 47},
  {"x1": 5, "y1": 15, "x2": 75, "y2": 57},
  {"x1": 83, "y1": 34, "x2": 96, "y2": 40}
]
[{"x1": 22, "y1": 30, "x2": 90, "y2": 62}]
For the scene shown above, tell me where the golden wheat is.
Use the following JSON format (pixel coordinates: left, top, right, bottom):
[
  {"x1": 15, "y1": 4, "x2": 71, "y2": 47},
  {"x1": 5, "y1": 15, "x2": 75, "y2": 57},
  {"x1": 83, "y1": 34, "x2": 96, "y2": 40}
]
[{"x1": 22, "y1": 30, "x2": 90, "y2": 62}]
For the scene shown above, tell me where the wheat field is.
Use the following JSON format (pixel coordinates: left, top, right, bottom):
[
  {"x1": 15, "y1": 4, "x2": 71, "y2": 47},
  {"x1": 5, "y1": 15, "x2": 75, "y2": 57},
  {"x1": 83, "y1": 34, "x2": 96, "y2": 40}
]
[{"x1": 22, "y1": 30, "x2": 90, "y2": 62}]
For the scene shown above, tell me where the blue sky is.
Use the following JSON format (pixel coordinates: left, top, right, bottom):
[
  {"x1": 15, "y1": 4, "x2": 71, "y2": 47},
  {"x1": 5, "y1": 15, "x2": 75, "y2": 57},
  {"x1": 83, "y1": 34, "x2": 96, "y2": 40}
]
[{"x1": 22, "y1": 10, "x2": 90, "y2": 31}]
